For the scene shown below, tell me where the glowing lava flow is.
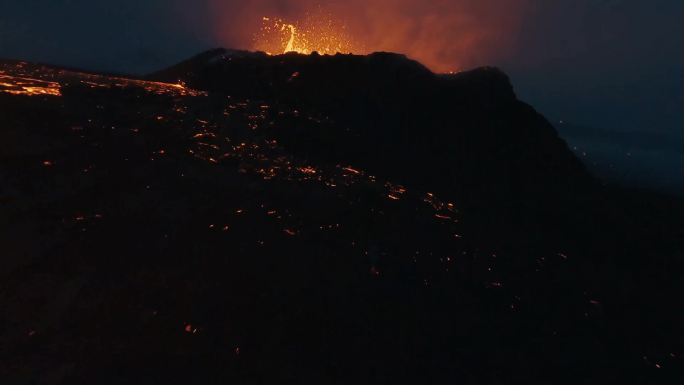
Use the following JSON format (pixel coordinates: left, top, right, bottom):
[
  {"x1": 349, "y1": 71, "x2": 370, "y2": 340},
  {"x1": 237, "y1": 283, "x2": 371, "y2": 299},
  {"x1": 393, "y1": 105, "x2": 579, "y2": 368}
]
[
  {"x1": 0, "y1": 74, "x2": 61, "y2": 96},
  {"x1": 255, "y1": 15, "x2": 359, "y2": 55},
  {"x1": 0, "y1": 62, "x2": 206, "y2": 98}
]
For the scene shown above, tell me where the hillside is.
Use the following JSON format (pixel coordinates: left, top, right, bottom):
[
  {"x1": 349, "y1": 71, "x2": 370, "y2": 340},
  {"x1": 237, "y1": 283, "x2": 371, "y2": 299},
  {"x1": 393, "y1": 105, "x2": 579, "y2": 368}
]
[{"x1": 0, "y1": 54, "x2": 681, "y2": 384}]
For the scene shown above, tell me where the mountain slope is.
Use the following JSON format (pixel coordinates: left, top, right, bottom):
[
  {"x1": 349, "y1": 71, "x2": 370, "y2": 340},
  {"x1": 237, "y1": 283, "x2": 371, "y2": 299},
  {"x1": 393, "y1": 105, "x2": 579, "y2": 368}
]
[
  {"x1": 0, "y1": 55, "x2": 681, "y2": 384},
  {"x1": 151, "y1": 49, "x2": 594, "y2": 244}
]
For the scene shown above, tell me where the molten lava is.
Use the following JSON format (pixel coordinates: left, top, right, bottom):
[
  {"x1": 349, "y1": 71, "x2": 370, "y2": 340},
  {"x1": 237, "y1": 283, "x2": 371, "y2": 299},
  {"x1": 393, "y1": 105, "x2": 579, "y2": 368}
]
[
  {"x1": 0, "y1": 74, "x2": 61, "y2": 96},
  {"x1": 0, "y1": 62, "x2": 205, "y2": 98},
  {"x1": 254, "y1": 14, "x2": 359, "y2": 55}
]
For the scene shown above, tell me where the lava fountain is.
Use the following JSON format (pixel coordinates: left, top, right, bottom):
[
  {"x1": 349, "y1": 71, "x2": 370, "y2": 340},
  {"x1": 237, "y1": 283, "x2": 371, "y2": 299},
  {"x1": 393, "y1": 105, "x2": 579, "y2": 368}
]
[{"x1": 253, "y1": 14, "x2": 361, "y2": 55}]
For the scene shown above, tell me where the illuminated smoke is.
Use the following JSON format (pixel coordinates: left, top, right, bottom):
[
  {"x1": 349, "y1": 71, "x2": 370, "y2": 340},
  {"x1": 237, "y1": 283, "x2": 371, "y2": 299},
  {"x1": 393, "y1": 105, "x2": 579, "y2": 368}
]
[{"x1": 205, "y1": 0, "x2": 531, "y2": 72}]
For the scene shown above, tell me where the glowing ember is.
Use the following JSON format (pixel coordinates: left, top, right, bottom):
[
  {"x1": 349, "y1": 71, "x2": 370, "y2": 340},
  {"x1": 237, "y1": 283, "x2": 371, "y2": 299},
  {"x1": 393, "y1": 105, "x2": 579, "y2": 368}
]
[{"x1": 254, "y1": 14, "x2": 359, "y2": 55}]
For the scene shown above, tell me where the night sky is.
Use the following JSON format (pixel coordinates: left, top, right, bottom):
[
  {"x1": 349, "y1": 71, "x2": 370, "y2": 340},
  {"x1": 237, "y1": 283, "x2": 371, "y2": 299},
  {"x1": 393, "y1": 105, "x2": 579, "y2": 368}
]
[{"x1": 2, "y1": 0, "x2": 683, "y2": 192}]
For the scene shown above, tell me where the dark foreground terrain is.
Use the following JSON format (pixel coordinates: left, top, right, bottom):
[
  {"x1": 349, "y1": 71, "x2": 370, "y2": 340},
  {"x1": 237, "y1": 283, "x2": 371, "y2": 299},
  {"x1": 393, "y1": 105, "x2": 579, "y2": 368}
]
[{"x1": 0, "y1": 51, "x2": 682, "y2": 384}]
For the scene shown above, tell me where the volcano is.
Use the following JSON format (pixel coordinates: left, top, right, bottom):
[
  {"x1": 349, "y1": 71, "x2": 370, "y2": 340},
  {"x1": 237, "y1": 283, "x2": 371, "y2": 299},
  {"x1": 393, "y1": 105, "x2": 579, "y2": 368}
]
[{"x1": 0, "y1": 51, "x2": 681, "y2": 384}]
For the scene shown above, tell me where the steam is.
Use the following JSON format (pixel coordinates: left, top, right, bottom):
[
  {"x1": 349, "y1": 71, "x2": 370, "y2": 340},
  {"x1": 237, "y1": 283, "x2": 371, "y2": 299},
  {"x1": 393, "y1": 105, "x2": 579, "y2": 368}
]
[{"x1": 206, "y1": 0, "x2": 531, "y2": 72}]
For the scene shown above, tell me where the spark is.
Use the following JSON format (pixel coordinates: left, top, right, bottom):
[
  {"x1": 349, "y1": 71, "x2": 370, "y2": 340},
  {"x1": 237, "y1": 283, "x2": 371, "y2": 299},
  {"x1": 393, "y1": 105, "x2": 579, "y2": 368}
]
[{"x1": 254, "y1": 13, "x2": 359, "y2": 56}]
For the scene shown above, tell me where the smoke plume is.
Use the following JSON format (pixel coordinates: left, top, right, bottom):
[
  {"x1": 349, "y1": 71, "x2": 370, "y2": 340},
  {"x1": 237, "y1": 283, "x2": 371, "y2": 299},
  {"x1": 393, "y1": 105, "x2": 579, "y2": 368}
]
[{"x1": 206, "y1": 0, "x2": 531, "y2": 72}]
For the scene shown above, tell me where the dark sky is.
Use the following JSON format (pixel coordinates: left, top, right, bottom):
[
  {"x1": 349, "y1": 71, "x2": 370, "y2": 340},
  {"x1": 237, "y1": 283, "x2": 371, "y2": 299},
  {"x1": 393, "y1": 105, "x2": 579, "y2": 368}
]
[{"x1": 1, "y1": 0, "x2": 683, "y2": 191}]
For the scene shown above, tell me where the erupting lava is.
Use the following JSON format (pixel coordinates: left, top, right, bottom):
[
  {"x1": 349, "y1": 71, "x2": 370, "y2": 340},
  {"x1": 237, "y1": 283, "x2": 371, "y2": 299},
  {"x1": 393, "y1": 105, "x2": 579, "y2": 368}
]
[{"x1": 254, "y1": 14, "x2": 359, "y2": 56}]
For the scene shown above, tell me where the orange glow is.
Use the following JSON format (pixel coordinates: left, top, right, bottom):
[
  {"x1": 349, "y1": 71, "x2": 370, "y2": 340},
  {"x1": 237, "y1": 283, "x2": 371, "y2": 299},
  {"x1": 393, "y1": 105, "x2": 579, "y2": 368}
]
[
  {"x1": 206, "y1": 0, "x2": 532, "y2": 73},
  {"x1": 298, "y1": 166, "x2": 318, "y2": 175},
  {"x1": 341, "y1": 166, "x2": 361, "y2": 175},
  {"x1": 0, "y1": 63, "x2": 206, "y2": 98},
  {"x1": 254, "y1": 13, "x2": 359, "y2": 55},
  {"x1": 0, "y1": 75, "x2": 61, "y2": 96}
]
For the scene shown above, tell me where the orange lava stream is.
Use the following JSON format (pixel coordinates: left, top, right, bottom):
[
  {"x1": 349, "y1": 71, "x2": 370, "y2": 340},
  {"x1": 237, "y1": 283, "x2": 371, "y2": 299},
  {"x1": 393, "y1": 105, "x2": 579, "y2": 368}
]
[
  {"x1": 0, "y1": 74, "x2": 61, "y2": 96},
  {"x1": 0, "y1": 63, "x2": 206, "y2": 98}
]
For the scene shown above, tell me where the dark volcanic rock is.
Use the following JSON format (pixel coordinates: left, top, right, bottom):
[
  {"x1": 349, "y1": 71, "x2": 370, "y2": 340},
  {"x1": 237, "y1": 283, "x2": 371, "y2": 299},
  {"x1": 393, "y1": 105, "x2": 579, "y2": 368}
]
[
  {"x1": 151, "y1": 49, "x2": 592, "y2": 242},
  {"x1": 0, "y1": 56, "x2": 681, "y2": 385}
]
